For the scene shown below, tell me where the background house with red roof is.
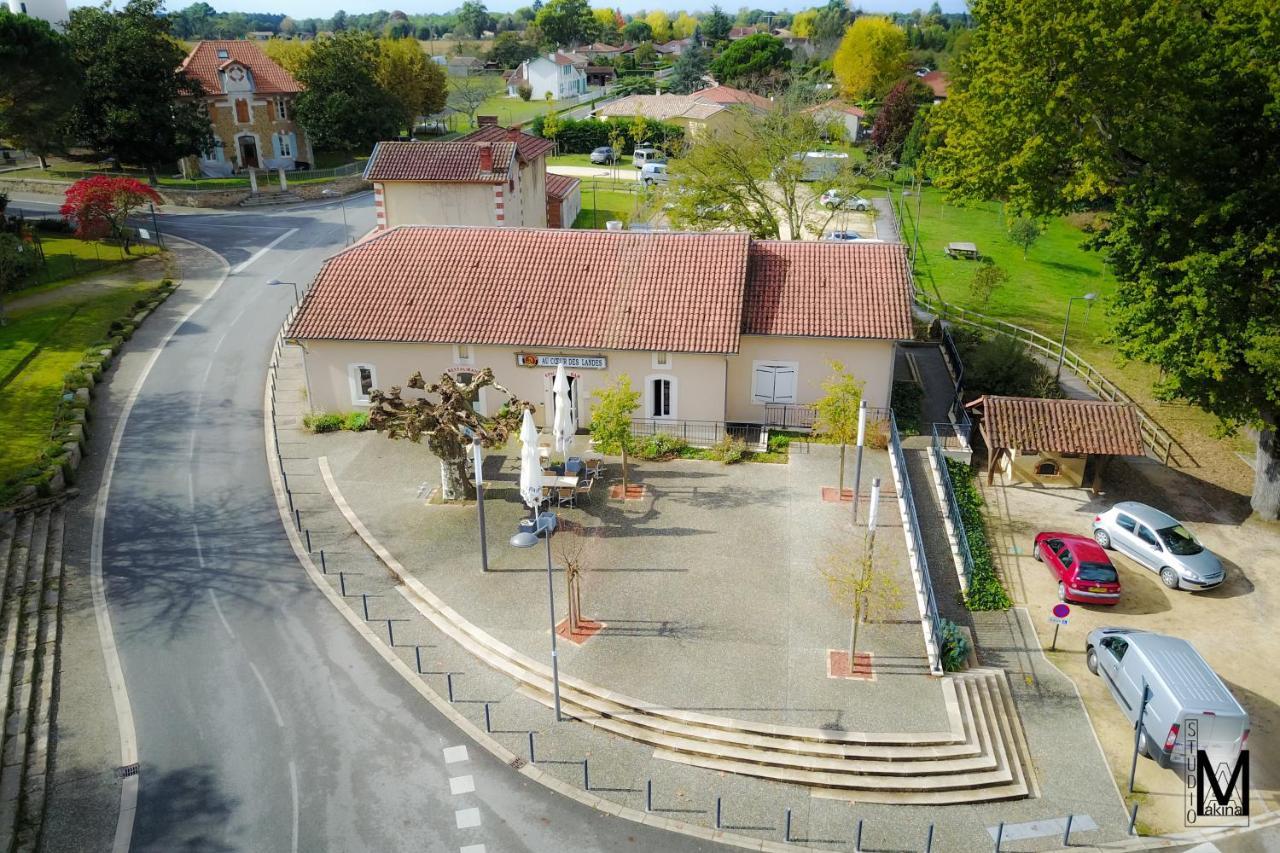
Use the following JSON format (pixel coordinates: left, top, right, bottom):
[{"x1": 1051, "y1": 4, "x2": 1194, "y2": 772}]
[
  {"x1": 179, "y1": 40, "x2": 313, "y2": 174},
  {"x1": 364, "y1": 118, "x2": 575, "y2": 230},
  {"x1": 805, "y1": 101, "x2": 867, "y2": 141},
  {"x1": 919, "y1": 70, "x2": 950, "y2": 103},
  {"x1": 286, "y1": 227, "x2": 912, "y2": 432}
]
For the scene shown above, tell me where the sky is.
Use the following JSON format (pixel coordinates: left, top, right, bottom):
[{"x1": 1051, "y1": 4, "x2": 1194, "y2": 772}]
[{"x1": 70, "y1": 0, "x2": 970, "y2": 20}]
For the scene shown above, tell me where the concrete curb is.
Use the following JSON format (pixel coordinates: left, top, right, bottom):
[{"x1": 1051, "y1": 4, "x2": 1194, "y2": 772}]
[{"x1": 262, "y1": 349, "x2": 813, "y2": 852}]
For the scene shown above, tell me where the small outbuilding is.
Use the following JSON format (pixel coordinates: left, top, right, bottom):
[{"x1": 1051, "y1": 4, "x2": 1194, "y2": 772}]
[{"x1": 966, "y1": 395, "x2": 1146, "y2": 492}]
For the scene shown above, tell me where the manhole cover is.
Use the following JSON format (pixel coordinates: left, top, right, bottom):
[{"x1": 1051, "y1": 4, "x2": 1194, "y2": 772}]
[
  {"x1": 509, "y1": 757, "x2": 527, "y2": 770},
  {"x1": 117, "y1": 763, "x2": 140, "y2": 778}
]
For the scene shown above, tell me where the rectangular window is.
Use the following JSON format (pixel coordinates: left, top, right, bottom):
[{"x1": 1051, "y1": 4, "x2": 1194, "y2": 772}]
[
  {"x1": 1116, "y1": 514, "x2": 1137, "y2": 533},
  {"x1": 651, "y1": 377, "x2": 672, "y2": 418},
  {"x1": 235, "y1": 99, "x2": 250, "y2": 124},
  {"x1": 275, "y1": 97, "x2": 289, "y2": 121},
  {"x1": 452, "y1": 343, "x2": 474, "y2": 365},
  {"x1": 652, "y1": 352, "x2": 671, "y2": 369},
  {"x1": 348, "y1": 364, "x2": 376, "y2": 405},
  {"x1": 752, "y1": 361, "x2": 798, "y2": 404},
  {"x1": 277, "y1": 133, "x2": 293, "y2": 157},
  {"x1": 217, "y1": 48, "x2": 229, "y2": 59}
]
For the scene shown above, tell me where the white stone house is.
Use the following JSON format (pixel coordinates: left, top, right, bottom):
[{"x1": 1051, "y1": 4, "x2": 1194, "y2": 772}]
[{"x1": 506, "y1": 53, "x2": 588, "y2": 101}]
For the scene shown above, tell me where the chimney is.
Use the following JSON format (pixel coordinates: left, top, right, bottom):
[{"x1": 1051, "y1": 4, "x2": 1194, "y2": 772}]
[
  {"x1": 507, "y1": 125, "x2": 522, "y2": 141},
  {"x1": 477, "y1": 115, "x2": 498, "y2": 127},
  {"x1": 476, "y1": 142, "x2": 493, "y2": 172}
]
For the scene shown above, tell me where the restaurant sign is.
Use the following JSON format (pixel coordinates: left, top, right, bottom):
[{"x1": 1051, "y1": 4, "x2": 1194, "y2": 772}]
[{"x1": 516, "y1": 353, "x2": 608, "y2": 370}]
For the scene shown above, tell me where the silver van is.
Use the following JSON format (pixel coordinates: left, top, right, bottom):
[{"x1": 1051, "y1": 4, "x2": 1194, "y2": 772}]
[
  {"x1": 633, "y1": 147, "x2": 664, "y2": 168},
  {"x1": 1086, "y1": 628, "x2": 1248, "y2": 770}
]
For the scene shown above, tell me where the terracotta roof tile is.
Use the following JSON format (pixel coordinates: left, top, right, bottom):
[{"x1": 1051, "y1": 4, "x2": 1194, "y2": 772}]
[
  {"x1": 920, "y1": 70, "x2": 949, "y2": 98},
  {"x1": 743, "y1": 241, "x2": 914, "y2": 340},
  {"x1": 596, "y1": 94, "x2": 728, "y2": 122},
  {"x1": 288, "y1": 227, "x2": 751, "y2": 353},
  {"x1": 457, "y1": 124, "x2": 557, "y2": 162},
  {"x1": 179, "y1": 40, "x2": 302, "y2": 96},
  {"x1": 690, "y1": 84, "x2": 773, "y2": 112},
  {"x1": 544, "y1": 173, "x2": 579, "y2": 199},
  {"x1": 806, "y1": 99, "x2": 866, "y2": 118},
  {"x1": 363, "y1": 141, "x2": 514, "y2": 183},
  {"x1": 970, "y1": 396, "x2": 1146, "y2": 456}
]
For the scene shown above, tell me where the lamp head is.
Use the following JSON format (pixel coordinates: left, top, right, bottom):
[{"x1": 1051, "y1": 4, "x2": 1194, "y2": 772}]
[
  {"x1": 510, "y1": 531, "x2": 539, "y2": 549},
  {"x1": 1083, "y1": 292, "x2": 1097, "y2": 301}
]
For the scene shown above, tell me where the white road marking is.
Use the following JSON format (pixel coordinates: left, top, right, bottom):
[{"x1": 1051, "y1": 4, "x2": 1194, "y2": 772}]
[
  {"x1": 1182, "y1": 845, "x2": 1222, "y2": 853},
  {"x1": 454, "y1": 808, "x2": 481, "y2": 829},
  {"x1": 231, "y1": 227, "x2": 298, "y2": 274},
  {"x1": 460, "y1": 846, "x2": 486, "y2": 853},
  {"x1": 443, "y1": 745, "x2": 469, "y2": 764},
  {"x1": 289, "y1": 759, "x2": 299, "y2": 853},
  {"x1": 207, "y1": 589, "x2": 234, "y2": 639},
  {"x1": 448, "y1": 775, "x2": 475, "y2": 795},
  {"x1": 248, "y1": 661, "x2": 285, "y2": 728},
  {"x1": 91, "y1": 237, "x2": 231, "y2": 853}
]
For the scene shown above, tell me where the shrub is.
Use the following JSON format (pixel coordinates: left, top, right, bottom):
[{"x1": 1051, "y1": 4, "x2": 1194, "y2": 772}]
[
  {"x1": 634, "y1": 432, "x2": 688, "y2": 460},
  {"x1": 304, "y1": 412, "x2": 343, "y2": 433},
  {"x1": 766, "y1": 433, "x2": 793, "y2": 453},
  {"x1": 342, "y1": 411, "x2": 370, "y2": 431},
  {"x1": 865, "y1": 418, "x2": 890, "y2": 450},
  {"x1": 946, "y1": 458, "x2": 1013, "y2": 610},
  {"x1": 32, "y1": 217, "x2": 74, "y2": 234},
  {"x1": 939, "y1": 618, "x2": 970, "y2": 671},
  {"x1": 517, "y1": 83, "x2": 532, "y2": 101},
  {"x1": 952, "y1": 329, "x2": 1062, "y2": 400},
  {"x1": 709, "y1": 435, "x2": 747, "y2": 464},
  {"x1": 891, "y1": 381, "x2": 924, "y2": 436},
  {"x1": 528, "y1": 114, "x2": 686, "y2": 155}
]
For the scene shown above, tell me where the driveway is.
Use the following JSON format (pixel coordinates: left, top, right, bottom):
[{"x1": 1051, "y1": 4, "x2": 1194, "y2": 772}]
[{"x1": 980, "y1": 460, "x2": 1280, "y2": 833}]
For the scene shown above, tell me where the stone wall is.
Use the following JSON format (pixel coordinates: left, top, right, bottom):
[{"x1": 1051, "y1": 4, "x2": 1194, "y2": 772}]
[{"x1": 0, "y1": 174, "x2": 369, "y2": 210}]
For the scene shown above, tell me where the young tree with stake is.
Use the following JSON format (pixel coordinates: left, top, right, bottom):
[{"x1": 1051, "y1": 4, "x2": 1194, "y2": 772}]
[
  {"x1": 588, "y1": 375, "x2": 640, "y2": 497},
  {"x1": 821, "y1": 530, "x2": 902, "y2": 666},
  {"x1": 813, "y1": 361, "x2": 864, "y2": 494}
]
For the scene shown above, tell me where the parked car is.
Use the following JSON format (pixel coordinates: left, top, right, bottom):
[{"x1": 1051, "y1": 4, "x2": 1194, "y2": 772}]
[
  {"x1": 640, "y1": 162, "x2": 669, "y2": 186},
  {"x1": 822, "y1": 230, "x2": 882, "y2": 242},
  {"x1": 633, "y1": 147, "x2": 664, "y2": 168},
  {"x1": 1033, "y1": 532, "x2": 1121, "y2": 605},
  {"x1": 590, "y1": 146, "x2": 618, "y2": 164},
  {"x1": 1085, "y1": 628, "x2": 1248, "y2": 770},
  {"x1": 820, "y1": 189, "x2": 871, "y2": 210},
  {"x1": 1092, "y1": 502, "x2": 1224, "y2": 590}
]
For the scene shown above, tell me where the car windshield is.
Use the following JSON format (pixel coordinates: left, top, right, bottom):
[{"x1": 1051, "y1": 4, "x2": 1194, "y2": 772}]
[
  {"x1": 1158, "y1": 525, "x2": 1203, "y2": 555},
  {"x1": 1077, "y1": 562, "x2": 1118, "y2": 582}
]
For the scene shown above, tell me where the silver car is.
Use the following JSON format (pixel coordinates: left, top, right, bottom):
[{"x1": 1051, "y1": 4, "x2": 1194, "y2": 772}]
[{"x1": 1091, "y1": 502, "x2": 1224, "y2": 590}]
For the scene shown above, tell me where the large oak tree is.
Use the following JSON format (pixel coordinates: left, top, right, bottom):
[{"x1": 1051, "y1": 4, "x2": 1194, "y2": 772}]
[{"x1": 930, "y1": 0, "x2": 1280, "y2": 518}]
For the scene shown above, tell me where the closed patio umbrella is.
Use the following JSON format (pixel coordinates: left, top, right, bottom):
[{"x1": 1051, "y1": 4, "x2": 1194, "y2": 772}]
[
  {"x1": 552, "y1": 363, "x2": 575, "y2": 460},
  {"x1": 519, "y1": 408, "x2": 543, "y2": 519}
]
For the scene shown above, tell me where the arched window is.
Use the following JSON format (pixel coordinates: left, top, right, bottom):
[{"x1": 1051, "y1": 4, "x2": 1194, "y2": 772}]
[{"x1": 1036, "y1": 460, "x2": 1061, "y2": 477}]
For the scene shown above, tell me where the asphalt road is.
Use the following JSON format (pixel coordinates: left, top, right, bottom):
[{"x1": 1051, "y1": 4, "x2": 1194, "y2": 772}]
[{"x1": 16, "y1": 194, "x2": 717, "y2": 852}]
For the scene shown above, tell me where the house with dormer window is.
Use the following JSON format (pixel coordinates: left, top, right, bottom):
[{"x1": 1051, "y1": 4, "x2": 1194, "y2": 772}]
[{"x1": 178, "y1": 40, "x2": 314, "y2": 175}]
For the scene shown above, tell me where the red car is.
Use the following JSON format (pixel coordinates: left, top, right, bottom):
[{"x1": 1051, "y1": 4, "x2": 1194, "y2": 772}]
[{"x1": 1033, "y1": 532, "x2": 1122, "y2": 605}]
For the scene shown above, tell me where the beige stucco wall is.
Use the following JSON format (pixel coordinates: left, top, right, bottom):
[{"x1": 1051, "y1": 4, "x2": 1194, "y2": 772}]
[
  {"x1": 519, "y1": 160, "x2": 548, "y2": 228},
  {"x1": 725, "y1": 336, "x2": 895, "y2": 423},
  {"x1": 998, "y1": 450, "x2": 1087, "y2": 488},
  {"x1": 299, "y1": 340, "x2": 728, "y2": 428},
  {"x1": 381, "y1": 181, "x2": 497, "y2": 228}
]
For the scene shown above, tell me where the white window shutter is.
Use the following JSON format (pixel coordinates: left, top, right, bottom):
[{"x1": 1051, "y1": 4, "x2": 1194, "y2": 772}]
[{"x1": 773, "y1": 367, "x2": 797, "y2": 403}]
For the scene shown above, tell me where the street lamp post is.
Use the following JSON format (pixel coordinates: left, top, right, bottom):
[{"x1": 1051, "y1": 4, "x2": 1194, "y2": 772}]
[
  {"x1": 267, "y1": 279, "x2": 299, "y2": 303},
  {"x1": 852, "y1": 400, "x2": 867, "y2": 524},
  {"x1": 472, "y1": 438, "x2": 489, "y2": 572},
  {"x1": 510, "y1": 515, "x2": 562, "y2": 722},
  {"x1": 1055, "y1": 292, "x2": 1097, "y2": 381},
  {"x1": 322, "y1": 188, "x2": 350, "y2": 245}
]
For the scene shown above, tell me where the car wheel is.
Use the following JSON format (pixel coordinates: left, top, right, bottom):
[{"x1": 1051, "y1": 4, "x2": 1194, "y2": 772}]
[
  {"x1": 1160, "y1": 567, "x2": 1180, "y2": 590},
  {"x1": 1057, "y1": 581, "x2": 1067, "y2": 601},
  {"x1": 856, "y1": 202, "x2": 868, "y2": 211},
  {"x1": 1137, "y1": 729, "x2": 1153, "y2": 759},
  {"x1": 1093, "y1": 528, "x2": 1111, "y2": 548},
  {"x1": 1033, "y1": 542, "x2": 1043, "y2": 562},
  {"x1": 1086, "y1": 647, "x2": 1099, "y2": 675}
]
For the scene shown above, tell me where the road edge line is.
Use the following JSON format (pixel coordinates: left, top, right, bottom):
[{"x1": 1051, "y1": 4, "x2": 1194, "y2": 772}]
[{"x1": 90, "y1": 236, "x2": 231, "y2": 853}]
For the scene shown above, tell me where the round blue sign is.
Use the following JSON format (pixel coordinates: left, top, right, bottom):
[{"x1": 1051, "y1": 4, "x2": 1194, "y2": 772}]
[{"x1": 1052, "y1": 603, "x2": 1070, "y2": 618}]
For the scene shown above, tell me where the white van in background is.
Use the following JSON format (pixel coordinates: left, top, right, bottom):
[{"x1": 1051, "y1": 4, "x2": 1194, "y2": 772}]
[{"x1": 1086, "y1": 628, "x2": 1248, "y2": 771}]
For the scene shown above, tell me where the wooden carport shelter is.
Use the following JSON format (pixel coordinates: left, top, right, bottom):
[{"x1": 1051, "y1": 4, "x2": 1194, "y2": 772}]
[{"x1": 965, "y1": 395, "x2": 1147, "y2": 493}]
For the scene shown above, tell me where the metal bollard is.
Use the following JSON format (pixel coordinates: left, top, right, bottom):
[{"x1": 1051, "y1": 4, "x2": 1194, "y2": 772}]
[
  {"x1": 338, "y1": 571, "x2": 347, "y2": 596},
  {"x1": 528, "y1": 731, "x2": 536, "y2": 763},
  {"x1": 784, "y1": 808, "x2": 791, "y2": 843},
  {"x1": 926, "y1": 823, "x2": 934, "y2": 853},
  {"x1": 294, "y1": 508, "x2": 301, "y2": 530},
  {"x1": 287, "y1": 487, "x2": 293, "y2": 512},
  {"x1": 994, "y1": 821, "x2": 1004, "y2": 853},
  {"x1": 715, "y1": 797, "x2": 722, "y2": 829},
  {"x1": 386, "y1": 619, "x2": 395, "y2": 646},
  {"x1": 319, "y1": 550, "x2": 326, "y2": 573},
  {"x1": 856, "y1": 818, "x2": 863, "y2": 852},
  {"x1": 1128, "y1": 803, "x2": 1139, "y2": 836},
  {"x1": 281, "y1": 469, "x2": 288, "y2": 490},
  {"x1": 446, "y1": 672, "x2": 454, "y2": 702},
  {"x1": 305, "y1": 530, "x2": 312, "y2": 552},
  {"x1": 646, "y1": 779, "x2": 652, "y2": 812},
  {"x1": 361, "y1": 593, "x2": 370, "y2": 620},
  {"x1": 582, "y1": 759, "x2": 589, "y2": 790},
  {"x1": 1063, "y1": 814, "x2": 1073, "y2": 846},
  {"x1": 484, "y1": 702, "x2": 492, "y2": 733},
  {"x1": 415, "y1": 646, "x2": 423, "y2": 674}
]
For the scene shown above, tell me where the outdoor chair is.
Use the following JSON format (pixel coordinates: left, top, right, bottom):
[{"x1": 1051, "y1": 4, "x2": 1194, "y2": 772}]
[
  {"x1": 575, "y1": 478, "x2": 592, "y2": 501},
  {"x1": 557, "y1": 486, "x2": 576, "y2": 507},
  {"x1": 584, "y1": 458, "x2": 602, "y2": 477},
  {"x1": 540, "y1": 486, "x2": 553, "y2": 506}
]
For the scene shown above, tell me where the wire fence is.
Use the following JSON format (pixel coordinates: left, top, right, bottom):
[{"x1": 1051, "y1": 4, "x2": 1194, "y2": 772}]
[
  {"x1": 629, "y1": 418, "x2": 765, "y2": 449},
  {"x1": 4, "y1": 159, "x2": 366, "y2": 192}
]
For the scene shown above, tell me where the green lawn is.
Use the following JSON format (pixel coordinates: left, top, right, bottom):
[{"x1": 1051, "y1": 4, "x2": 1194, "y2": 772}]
[
  {"x1": 0, "y1": 278, "x2": 163, "y2": 487},
  {"x1": 572, "y1": 180, "x2": 650, "y2": 229},
  {"x1": 468, "y1": 94, "x2": 561, "y2": 129},
  {"x1": 548, "y1": 153, "x2": 603, "y2": 168},
  {"x1": 24, "y1": 236, "x2": 160, "y2": 288}
]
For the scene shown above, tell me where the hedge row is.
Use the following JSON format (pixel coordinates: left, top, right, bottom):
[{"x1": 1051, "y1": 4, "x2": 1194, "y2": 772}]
[
  {"x1": 945, "y1": 457, "x2": 1013, "y2": 611},
  {"x1": 0, "y1": 279, "x2": 179, "y2": 507},
  {"x1": 303, "y1": 411, "x2": 371, "y2": 433},
  {"x1": 528, "y1": 115, "x2": 686, "y2": 155}
]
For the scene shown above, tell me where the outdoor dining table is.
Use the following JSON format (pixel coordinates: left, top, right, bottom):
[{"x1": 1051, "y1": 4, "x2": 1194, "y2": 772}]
[
  {"x1": 541, "y1": 474, "x2": 579, "y2": 489},
  {"x1": 946, "y1": 241, "x2": 980, "y2": 259}
]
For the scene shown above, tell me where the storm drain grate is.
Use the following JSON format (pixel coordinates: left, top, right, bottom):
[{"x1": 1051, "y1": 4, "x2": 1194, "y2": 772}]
[
  {"x1": 509, "y1": 757, "x2": 527, "y2": 770},
  {"x1": 117, "y1": 763, "x2": 140, "y2": 778}
]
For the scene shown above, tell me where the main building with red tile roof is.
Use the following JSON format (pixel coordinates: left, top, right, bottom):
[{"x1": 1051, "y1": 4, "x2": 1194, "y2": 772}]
[
  {"x1": 179, "y1": 40, "x2": 313, "y2": 173},
  {"x1": 288, "y1": 226, "x2": 912, "y2": 429}
]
